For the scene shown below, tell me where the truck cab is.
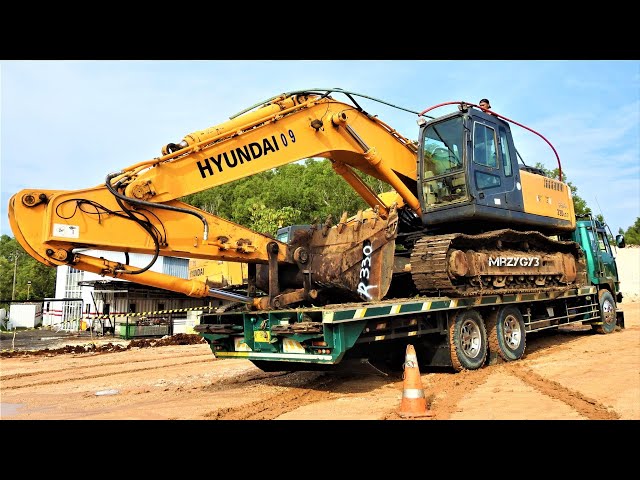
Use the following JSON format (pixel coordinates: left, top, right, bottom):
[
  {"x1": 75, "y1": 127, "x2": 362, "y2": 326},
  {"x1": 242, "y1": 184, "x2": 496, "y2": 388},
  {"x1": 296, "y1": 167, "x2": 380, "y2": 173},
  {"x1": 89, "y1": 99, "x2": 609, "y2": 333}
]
[
  {"x1": 565, "y1": 214, "x2": 625, "y2": 303},
  {"x1": 275, "y1": 225, "x2": 315, "y2": 243}
]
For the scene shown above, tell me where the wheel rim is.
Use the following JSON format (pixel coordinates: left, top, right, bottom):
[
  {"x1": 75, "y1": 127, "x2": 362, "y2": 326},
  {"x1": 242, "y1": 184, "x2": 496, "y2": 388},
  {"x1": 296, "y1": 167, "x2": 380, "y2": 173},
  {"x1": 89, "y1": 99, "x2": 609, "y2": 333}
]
[
  {"x1": 461, "y1": 320, "x2": 482, "y2": 359},
  {"x1": 502, "y1": 314, "x2": 522, "y2": 350},
  {"x1": 602, "y1": 298, "x2": 616, "y2": 326}
]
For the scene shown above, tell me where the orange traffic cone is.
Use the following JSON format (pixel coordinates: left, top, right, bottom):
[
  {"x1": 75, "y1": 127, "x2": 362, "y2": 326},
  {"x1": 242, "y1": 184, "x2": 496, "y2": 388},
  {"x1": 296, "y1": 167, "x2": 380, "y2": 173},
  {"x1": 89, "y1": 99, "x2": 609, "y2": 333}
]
[{"x1": 398, "y1": 344, "x2": 434, "y2": 418}]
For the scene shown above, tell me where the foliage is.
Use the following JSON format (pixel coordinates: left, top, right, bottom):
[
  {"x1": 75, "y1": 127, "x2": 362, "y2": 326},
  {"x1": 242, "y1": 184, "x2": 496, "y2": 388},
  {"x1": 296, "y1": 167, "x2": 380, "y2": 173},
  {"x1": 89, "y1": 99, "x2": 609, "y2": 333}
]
[
  {"x1": 620, "y1": 217, "x2": 640, "y2": 245},
  {"x1": 0, "y1": 235, "x2": 57, "y2": 310},
  {"x1": 249, "y1": 204, "x2": 301, "y2": 237},
  {"x1": 182, "y1": 159, "x2": 386, "y2": 230}
]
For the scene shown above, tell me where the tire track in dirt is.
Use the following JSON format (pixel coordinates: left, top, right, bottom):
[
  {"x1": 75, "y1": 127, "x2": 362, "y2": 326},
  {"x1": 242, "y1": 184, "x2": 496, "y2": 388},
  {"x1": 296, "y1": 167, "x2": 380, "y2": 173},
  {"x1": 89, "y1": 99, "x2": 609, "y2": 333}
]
[
  {"x1": 502, "y1": 363, "x2": 620, "y2": 419},
  {"x1": 381, "y1": 360, "x2": 619, "y2": 420},
  {"x1": 207, "y1": 317, "x2": 622, "y2": 425},
  {"x1": 381, "y1": 326, "x2": 622, "y2": 420},
  {"x1": 204, "y1": 373, "x2": 344, "y2": 420},
  {"x1": 380, "y1": 329, "x2": 600, "y2": 420},
  {"x1": 1, "y1": 355, "x2": 216, "y2": 390},
  {"x1": 426, "y1": 368, "x2": 495, "y2": 420},
  {"x1": 202, "y1": 369, "x2": 297, "y2": 389},
  {"x1": 386, "y1": 364, "x2": 619, "y2": 420},
  {"x1": 485, "y1": 327, "x2": 622, "y2": 419},
  {"x1": 0, "y1": 352, "x2": 213, "y2": 381},
  {"x1": 382, "y1": 367, "x2": 494, "y2": 420}
]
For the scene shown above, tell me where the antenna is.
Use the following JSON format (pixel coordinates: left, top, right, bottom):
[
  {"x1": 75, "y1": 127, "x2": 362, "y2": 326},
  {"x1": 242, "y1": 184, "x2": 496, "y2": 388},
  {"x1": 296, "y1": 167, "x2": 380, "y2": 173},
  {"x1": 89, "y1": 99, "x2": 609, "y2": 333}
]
[
  {"x1": 595, "y1": 195, "x2": 618, "y2": 250},
  {"x1": 595, "y1": 195, "x2": 604, "y2": 222}
]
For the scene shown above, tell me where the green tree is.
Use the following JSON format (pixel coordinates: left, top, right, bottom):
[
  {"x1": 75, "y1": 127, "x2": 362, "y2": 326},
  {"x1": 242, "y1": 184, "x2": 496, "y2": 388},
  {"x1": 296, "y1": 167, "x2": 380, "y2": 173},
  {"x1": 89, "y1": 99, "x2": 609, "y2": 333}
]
[
  {"x1": 622, "y1": 217, "x2": 640, "y2": 245},
  {"x1": 182, "y1": 159, "x2": 383, "y2": 233},
  {"x1": 249, "y1": 204, "x2": 301, "y2": 236},
  {"x1": 0, "y1": 235, "x2": 56, "y2": 309},
  {"x1": 0, "y1": 256, "x2": 15, "y2": 301}
]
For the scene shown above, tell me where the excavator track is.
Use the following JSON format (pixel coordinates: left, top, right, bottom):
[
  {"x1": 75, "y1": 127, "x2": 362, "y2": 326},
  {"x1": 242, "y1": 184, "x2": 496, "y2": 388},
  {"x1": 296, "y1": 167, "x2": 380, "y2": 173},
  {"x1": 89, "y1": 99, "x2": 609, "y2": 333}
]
[{"x1": 410, "y1": 229, "x2": 587, "y2": 297}]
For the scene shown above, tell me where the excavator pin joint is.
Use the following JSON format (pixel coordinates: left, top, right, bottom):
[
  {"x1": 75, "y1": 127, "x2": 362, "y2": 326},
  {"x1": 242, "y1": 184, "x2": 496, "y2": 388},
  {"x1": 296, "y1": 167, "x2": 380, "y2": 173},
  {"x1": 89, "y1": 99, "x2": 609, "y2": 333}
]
[
  {"x1": 22, "y1": 193, "x2": 48, "y2": 207},
  {"x1": 46, "y1": 248, "x2": 71, "y2": 262}
]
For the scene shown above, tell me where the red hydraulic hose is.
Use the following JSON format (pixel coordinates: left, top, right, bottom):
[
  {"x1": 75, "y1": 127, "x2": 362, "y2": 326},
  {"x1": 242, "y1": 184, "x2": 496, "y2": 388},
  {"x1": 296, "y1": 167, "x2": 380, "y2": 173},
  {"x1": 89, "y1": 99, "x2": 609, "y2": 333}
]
[{"x1": 418, "y1": 101, "x2": 563, "y2": 182}]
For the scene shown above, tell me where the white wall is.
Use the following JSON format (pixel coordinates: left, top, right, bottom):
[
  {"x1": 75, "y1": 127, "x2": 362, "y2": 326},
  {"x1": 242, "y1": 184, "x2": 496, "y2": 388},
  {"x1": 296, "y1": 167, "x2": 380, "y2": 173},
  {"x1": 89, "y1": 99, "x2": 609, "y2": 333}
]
[
  {"x1": 9, "y1": 303, "x2": 43, "y2": 328},
  {"x1": 615, "y1": 246, "x2": 640, "y2": 303}
]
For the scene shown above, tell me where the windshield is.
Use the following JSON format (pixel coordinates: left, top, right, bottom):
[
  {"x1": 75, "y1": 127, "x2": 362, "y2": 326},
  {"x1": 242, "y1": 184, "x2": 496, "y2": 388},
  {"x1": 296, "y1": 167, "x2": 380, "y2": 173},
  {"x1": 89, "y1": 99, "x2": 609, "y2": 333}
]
[
  {"x1": 420, "y1": 116, "x2": 468, "y2": 208},
  {"x1": 422, "y1": 116, "x2": 464, "y2": 177}
]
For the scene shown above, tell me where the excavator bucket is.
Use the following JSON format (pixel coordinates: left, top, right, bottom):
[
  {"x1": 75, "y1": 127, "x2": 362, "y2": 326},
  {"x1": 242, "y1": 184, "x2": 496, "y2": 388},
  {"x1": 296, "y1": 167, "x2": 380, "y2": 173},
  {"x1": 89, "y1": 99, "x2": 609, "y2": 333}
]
[{"x1": 304, "y1": 208, "x2": 399, "y2": 302}]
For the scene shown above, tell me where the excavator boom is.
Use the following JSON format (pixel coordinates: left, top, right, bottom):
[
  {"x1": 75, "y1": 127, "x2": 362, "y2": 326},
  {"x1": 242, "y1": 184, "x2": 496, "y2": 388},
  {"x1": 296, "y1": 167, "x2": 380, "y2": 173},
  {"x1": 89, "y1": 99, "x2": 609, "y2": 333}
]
[
  {"x1": 9, "y1": 89, "x2": 584, "y2": 311},
  {"x1": 9, "y1": 90, "x2": 420, "y2": 308}
]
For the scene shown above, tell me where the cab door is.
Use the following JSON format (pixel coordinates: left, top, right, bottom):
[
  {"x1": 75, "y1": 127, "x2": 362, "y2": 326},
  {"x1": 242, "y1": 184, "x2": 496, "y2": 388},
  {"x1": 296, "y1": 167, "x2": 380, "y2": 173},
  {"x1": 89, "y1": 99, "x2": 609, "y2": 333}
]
[
  {"x1": 592, "y1": 228, "x2": 620, "y2": 290},
  {"x1": 471, "y1": 116, "x2": 523, "y2": 211}
]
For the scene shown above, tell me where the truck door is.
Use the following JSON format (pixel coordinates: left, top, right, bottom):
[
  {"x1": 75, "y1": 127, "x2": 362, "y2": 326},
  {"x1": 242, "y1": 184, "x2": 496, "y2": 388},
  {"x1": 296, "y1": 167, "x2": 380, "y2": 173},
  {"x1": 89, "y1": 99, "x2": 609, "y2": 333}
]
[
  {"x1": 591, "y1": 228, "x2": 620, "y2": 288},
  {"x1": 471, "y1": 118, "x2": 523, "y2": 211}
]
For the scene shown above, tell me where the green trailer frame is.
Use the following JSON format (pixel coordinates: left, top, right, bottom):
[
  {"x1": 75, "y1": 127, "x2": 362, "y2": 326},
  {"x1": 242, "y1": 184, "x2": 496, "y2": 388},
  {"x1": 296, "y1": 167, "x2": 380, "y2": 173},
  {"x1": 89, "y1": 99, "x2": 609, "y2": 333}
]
[{"x1": 196, "y1": 285, "x2": 621, "y2": 371}]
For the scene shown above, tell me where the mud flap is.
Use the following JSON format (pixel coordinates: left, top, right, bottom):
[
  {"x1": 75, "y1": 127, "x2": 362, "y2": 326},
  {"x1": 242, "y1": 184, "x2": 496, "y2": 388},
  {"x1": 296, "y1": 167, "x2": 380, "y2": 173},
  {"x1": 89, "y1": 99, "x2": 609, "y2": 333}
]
[
  {"x1": 486, "y1": 350, "x2": 502, "y2": 366},
  {"x1": 616, "y1": 310, "x2": 625, "y2": 329}
]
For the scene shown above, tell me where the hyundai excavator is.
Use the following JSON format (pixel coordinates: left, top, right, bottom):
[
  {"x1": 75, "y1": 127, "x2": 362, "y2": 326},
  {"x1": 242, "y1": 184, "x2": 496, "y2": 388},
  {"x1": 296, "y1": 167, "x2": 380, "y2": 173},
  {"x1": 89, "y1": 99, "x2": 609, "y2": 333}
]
[{"x1": 8, "y1": 88, "x2": 586, "y2": 311}]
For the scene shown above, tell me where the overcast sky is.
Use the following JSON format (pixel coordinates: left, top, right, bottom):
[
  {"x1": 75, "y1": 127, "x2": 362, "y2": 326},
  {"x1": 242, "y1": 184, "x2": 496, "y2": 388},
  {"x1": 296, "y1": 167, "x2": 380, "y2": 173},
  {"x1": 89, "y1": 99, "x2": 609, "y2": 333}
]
[{"x1": 1, "y1": 60, "x2": 638, "y2": 240}]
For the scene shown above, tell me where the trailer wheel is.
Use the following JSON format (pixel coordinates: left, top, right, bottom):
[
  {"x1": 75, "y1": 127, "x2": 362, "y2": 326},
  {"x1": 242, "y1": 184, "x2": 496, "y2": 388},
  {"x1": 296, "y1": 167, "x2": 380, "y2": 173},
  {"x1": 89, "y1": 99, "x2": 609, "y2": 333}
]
[
  {"x1": 486, "y1": 306, "x2": 526, "y2": 362},
  {"x1": 448, "y1": 309, "x2": 487, "y2": 371},
  {"x1": 592, "y1": 290, "x2": 617, "y2": 334}
]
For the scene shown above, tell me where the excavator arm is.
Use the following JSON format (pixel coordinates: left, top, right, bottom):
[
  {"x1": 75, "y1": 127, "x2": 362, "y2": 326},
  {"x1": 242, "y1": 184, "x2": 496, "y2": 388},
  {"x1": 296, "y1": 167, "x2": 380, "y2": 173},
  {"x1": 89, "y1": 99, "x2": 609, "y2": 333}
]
[{"x1": 9, "y1": 90, "x2": 421, "y2": 309}]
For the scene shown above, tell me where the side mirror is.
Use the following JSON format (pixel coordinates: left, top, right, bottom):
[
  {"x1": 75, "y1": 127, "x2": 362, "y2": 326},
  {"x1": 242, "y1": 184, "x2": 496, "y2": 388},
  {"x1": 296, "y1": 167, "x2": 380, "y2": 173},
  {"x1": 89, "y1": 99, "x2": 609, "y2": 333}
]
[{"x1": 615, "y1": 234, "x2": 626, "y2": 248}]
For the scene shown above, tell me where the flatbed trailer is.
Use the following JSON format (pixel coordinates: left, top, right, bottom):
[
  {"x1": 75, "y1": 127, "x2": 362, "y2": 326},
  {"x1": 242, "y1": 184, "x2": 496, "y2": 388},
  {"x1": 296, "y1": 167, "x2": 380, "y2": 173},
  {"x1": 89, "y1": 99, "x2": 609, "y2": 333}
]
[{"x1": 195, "y1": 284, "x2": 624, "y2": 373}]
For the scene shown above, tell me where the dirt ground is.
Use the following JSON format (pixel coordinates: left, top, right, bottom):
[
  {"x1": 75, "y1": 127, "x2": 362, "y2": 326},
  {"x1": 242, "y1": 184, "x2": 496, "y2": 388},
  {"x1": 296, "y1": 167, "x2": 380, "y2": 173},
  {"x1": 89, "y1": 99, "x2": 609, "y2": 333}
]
[{"x1": 1, "y1": 299, "x2": 638, "y2": 422}]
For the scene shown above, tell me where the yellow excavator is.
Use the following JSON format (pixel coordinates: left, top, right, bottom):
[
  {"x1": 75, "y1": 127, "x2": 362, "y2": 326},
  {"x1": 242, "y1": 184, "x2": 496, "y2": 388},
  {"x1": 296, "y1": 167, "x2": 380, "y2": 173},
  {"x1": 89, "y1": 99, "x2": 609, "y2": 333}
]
[{"x1": 8, "y1": 88, "x2": 584, "y2": 311}]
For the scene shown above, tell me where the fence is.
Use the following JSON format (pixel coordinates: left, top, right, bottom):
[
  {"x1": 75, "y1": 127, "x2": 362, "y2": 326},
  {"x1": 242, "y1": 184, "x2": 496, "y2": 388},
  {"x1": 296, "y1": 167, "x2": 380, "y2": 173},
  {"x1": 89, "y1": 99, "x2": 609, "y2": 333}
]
[{"x1": 37, "y1": 305, "x2": 217, "y2": 338}]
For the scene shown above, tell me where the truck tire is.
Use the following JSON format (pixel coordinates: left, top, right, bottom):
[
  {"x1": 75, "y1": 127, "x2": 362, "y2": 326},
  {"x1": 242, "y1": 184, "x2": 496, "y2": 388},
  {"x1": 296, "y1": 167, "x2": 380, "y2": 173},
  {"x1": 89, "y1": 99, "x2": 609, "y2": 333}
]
[
  {"x1": 592, "y1": 289, "x2": 617, "y2": 334},
  {"x1": 486, "y1": 306, "x2": 526, "y2": 362},
  {"x1": 448, "y1": 309, "x2": 487, "y2": 371}
]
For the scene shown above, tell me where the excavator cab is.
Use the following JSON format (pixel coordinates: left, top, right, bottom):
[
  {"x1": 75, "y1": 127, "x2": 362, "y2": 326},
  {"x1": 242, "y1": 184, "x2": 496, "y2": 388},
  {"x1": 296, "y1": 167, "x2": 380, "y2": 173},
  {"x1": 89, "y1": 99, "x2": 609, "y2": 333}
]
[
  {"x1": 408, "y1": 104, "x2": 585, "y2": 297},
  {"x1": 416, "y1": 105, "x2": 574, "y2": 235},
  {"x1": 417, "y1": 107, "x2": 524, "y2": 233}
]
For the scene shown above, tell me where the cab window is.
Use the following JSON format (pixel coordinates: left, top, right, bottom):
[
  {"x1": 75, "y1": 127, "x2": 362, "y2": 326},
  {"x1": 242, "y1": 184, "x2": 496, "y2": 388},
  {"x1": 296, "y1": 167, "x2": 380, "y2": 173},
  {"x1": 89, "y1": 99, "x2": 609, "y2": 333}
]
[
  {"x1": 597, "y1": 231, "x2": 611, "y2": 254},
  {"x1": 422, "y1": 117, "x2": 464, "y2": 177},
  {"x1": 498, "y1": 126, "x2": 513, "y2": 177},
  {"x1": 473, "y1": 123, "x2": 498, "y2": 168},
  {"x1": 475, "y1": 171, "x2": 501, "y2": 189}
]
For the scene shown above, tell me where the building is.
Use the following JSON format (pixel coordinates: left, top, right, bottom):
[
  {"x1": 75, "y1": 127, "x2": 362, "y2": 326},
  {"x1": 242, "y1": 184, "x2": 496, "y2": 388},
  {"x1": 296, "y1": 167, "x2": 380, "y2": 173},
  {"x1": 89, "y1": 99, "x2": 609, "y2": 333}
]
[{"x1": 48, "y1": 249, "x2": 232, "y2": 335}]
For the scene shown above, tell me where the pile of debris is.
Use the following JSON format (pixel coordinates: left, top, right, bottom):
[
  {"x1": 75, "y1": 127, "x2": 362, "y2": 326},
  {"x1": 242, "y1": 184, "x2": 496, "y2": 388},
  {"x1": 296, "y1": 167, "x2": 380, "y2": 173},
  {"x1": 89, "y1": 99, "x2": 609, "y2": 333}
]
[
  {"x1": 129, "y1": 333, "x2": 207, "y2": 348},
  {"x1": 0, "y1": 333, "x2": 206, "y2": 358}
]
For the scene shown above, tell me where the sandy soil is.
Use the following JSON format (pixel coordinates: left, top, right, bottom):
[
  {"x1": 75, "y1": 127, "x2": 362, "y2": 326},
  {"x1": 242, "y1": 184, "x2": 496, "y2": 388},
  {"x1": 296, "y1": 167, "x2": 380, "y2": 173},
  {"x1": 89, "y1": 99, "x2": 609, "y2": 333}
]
[
  {"x1": 2, "y1": 247, "x2": 638, "y2": 422},
  {"x1": 1, "y1": 301, "x2": 638, "y2": 422}
]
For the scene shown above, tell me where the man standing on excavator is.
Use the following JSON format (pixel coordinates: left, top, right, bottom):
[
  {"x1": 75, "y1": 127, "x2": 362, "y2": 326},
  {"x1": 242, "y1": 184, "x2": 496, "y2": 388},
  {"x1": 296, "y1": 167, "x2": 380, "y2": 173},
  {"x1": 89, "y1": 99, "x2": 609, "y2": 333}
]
[{"x1": 479, "y1": 98, "x2": 491, "y2": 111}]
